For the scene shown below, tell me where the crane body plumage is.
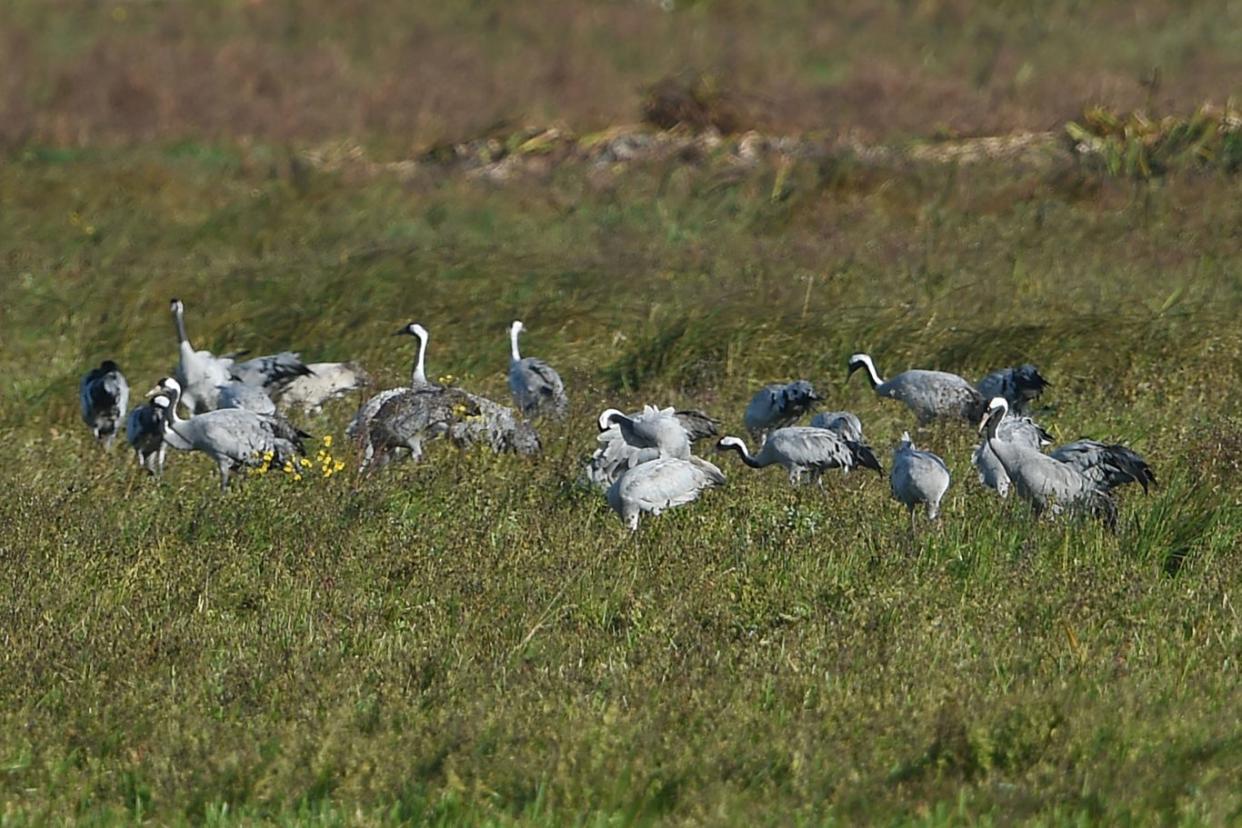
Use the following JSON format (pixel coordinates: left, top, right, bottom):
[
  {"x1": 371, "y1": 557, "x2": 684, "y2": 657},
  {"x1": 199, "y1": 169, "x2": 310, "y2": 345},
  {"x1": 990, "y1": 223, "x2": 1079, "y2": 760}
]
[
  {"x1": 979, "y1": 398, "x2": 1117, "y2": 525},
  {"x1": 606, "y1": 456, "x2": 725, "y2": 531},
  {"x1": 890, "y1": 432, "x2": 951, "y2": 522},
  {"x1": 152, "y1": 378, "x2": 308, "y2": 491},
  {"x1": 972, "y1": 414, "x2": 1052, "y2": 497}
]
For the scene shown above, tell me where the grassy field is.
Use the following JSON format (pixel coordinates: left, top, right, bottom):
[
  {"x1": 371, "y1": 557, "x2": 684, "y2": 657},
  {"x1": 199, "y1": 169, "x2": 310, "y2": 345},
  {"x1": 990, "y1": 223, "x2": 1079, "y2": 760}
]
[{"x1": 2, "y1": 2, "x2": 1242, "y2": 825}]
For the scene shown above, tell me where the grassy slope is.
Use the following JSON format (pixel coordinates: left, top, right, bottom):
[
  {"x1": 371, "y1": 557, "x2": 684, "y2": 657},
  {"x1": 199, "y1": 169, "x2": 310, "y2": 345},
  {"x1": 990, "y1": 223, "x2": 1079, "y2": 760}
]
[{"x1": 1, "y1": 146, "x2": 1240, "y2": 824}]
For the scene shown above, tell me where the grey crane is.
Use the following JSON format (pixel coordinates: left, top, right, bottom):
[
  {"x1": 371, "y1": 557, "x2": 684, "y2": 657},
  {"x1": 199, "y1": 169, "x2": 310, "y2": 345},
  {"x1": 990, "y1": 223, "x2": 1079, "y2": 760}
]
[
  {"x1": 890, "y1": 432, "x2": 951, "y2": 528},
  {"x1": 278, "y1": 362, "x2": 371, "y2": 415},
  {"x1": 847, "y1": 353, "x2": 985, "y2": 425},
  {"x1": 347, "y1": 322, "x2": 431, "y2": 461},
  {"x1": 151, "y1": 377, "x2": 309, "y2": 490},
  {"x1": 743, "y1": 380, "x2": 823, "y2": 442},
  {"x1": 171, "y1": 299, "x2": 234, "y2": 413},
  {"x1": 581, "y1": 407, "x2": 720, "y2": 491},
  {"x1": 809, "y1": 410, "x2": 864, "y2": 443},
  {"x1": 716, "y1": 427, "x2": 882, "y2": 485},
  {"x1": 170, "y1": 298, "x2": 311, "y2": 413},
  {"x1": 977, "y1": 364, "x2": 1050, "y2": 415},
  {"x1": 972, "y1": 413, "x2": 1052, "y2": 498},
  {"x1": 508, "y1": 320, "x2": 568, "y2": 419},
  {"x1": 978, "y1": 397, "x2": 1117, "y2": 525},
  {"x1": 606, "y1": 456, "x2": 726, "y2": 531},
  {"x1": 79, "y1": 360, "x2": 129, "y2": 449}
]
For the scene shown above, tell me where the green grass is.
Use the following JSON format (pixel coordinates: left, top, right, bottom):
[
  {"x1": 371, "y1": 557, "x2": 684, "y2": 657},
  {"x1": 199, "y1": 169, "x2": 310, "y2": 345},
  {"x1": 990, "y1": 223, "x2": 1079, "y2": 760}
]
[{"x1": 1, "y1": 145, "x2": 1240, "y2": 825}]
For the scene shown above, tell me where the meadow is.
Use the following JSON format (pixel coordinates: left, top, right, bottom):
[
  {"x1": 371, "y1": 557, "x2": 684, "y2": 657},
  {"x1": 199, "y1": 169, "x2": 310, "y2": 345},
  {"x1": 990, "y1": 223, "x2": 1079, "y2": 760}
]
[{"x1": 2, "y1": 1, "x2": 1241, "y2": 824}]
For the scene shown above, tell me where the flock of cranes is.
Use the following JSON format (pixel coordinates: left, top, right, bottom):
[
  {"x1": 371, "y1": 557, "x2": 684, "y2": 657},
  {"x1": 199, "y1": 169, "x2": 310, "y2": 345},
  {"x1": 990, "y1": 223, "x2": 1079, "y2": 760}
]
[{"x1": 78, "y1": 299, "x2": 1156, "y2": 531}]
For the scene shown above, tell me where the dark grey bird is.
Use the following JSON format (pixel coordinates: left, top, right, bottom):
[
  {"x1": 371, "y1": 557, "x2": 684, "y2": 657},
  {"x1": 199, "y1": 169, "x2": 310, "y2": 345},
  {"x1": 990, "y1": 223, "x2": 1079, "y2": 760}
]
[
  {"x1": 717, "y1": 427, "x2": 882, "y2": 485},
  {"x1": 606, "y1": 456, "x2": 726, "y2": 531},
  {"x1": 743, "y1": 380, "x2": 823, "y2": 442},
  {"x1": 890, "y1": 432, "x2": 951, "y2": 527},
  {"x1": 127, "y1": 393, "x2": 173, "y2": 475},
  {"x1": 348, "y1": 322, "x2": 431, "y2": 462},
  {"x1": 848, "y1": 353, "x2": 986, "y2": 425},
  {"x1": 977, "y1": 364, "x2": 1050, "y2": 415},
  {"x1": 79, "y1": 360, "x2": 129, "y2": 449},
  {"x1": 126, "y1": 393, "x2": 174, "y2": 476},
  {"x1": 972, "y1": 413, "x2": 1053, "y2": 498},
  {"x1": 508, "y1": 320, "x2": 568, "y2": 419},
  {"x1": 978, "y1": 397, "x2": 1117, "y2": 525},
  {"x1": 809, "y1": 410, "x2": 864, "y2": 443}
]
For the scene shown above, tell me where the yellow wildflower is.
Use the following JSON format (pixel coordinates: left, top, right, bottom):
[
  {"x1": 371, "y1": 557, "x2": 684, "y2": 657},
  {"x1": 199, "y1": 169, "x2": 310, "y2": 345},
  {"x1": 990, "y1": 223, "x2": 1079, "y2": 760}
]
[{"x1": 322, "y1": 435, "x2": 333, "y2": 448}]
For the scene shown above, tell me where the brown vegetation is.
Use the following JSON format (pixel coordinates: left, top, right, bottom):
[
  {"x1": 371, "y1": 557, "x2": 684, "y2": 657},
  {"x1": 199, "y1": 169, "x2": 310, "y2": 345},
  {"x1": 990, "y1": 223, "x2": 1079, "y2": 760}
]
[{"x1": 3, "y1": 0, "x2": 1240, "y2": 150}]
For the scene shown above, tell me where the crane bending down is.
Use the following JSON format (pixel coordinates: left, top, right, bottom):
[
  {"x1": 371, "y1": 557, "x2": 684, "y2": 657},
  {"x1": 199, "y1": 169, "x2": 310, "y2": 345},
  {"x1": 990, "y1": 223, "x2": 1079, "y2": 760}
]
[
  {"x1": 606, "y1": 456, "x2": 725, "y2": 531},
  {"x1": 151, "y1": 377, "x2": 308, "y2": 491},
  {"x1": 717, "y1": 427, "x2": 882, "y2": 485},
  {"x1": 848, "y1": 353, "x2": 985, "y2": 425}
]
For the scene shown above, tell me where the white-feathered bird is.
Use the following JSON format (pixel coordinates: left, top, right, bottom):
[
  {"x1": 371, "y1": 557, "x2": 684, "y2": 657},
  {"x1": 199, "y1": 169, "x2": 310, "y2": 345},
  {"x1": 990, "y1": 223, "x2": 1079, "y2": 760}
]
[
  {"x1": 581, "y1": 408, "x2": 719, "y2": 491},
  {"x1": 606, "y1": 456, "x2": 725, "y2": 531}
]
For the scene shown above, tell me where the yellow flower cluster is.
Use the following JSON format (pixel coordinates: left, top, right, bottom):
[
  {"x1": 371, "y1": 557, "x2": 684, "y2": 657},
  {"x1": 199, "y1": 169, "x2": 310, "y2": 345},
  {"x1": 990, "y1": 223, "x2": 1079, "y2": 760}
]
[
  {"x1": 438, "y1": 374, "x2": 457, "y2": 385},
  {"x1": 245, "y1": 437, "x2": 346, "y2": 483},
  {"x1": 315, "y1": 435, "x2": 348, "y2": 479},
  {"x1": 246, "y1": 450, "x2": 277, "y2": 477}
]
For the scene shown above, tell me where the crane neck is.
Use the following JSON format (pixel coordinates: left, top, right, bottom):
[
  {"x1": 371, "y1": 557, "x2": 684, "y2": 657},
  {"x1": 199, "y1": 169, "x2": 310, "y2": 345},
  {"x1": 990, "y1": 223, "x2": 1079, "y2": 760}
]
[
  {"x1": 411, "y1": 331, "x2": 428, "y2": 386},
  {"x1": 725, "y1": 440, "x2": 764, "y2": 469},
  {"x1": 857, "y1": 356, "x2": 883, "y2": 388},
  {"x1": 173, "y1": 306, "x2": 189, "y2": 347},
  {"x1": 509, "y1": 326, "x2": 522, "y2": 363}
]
